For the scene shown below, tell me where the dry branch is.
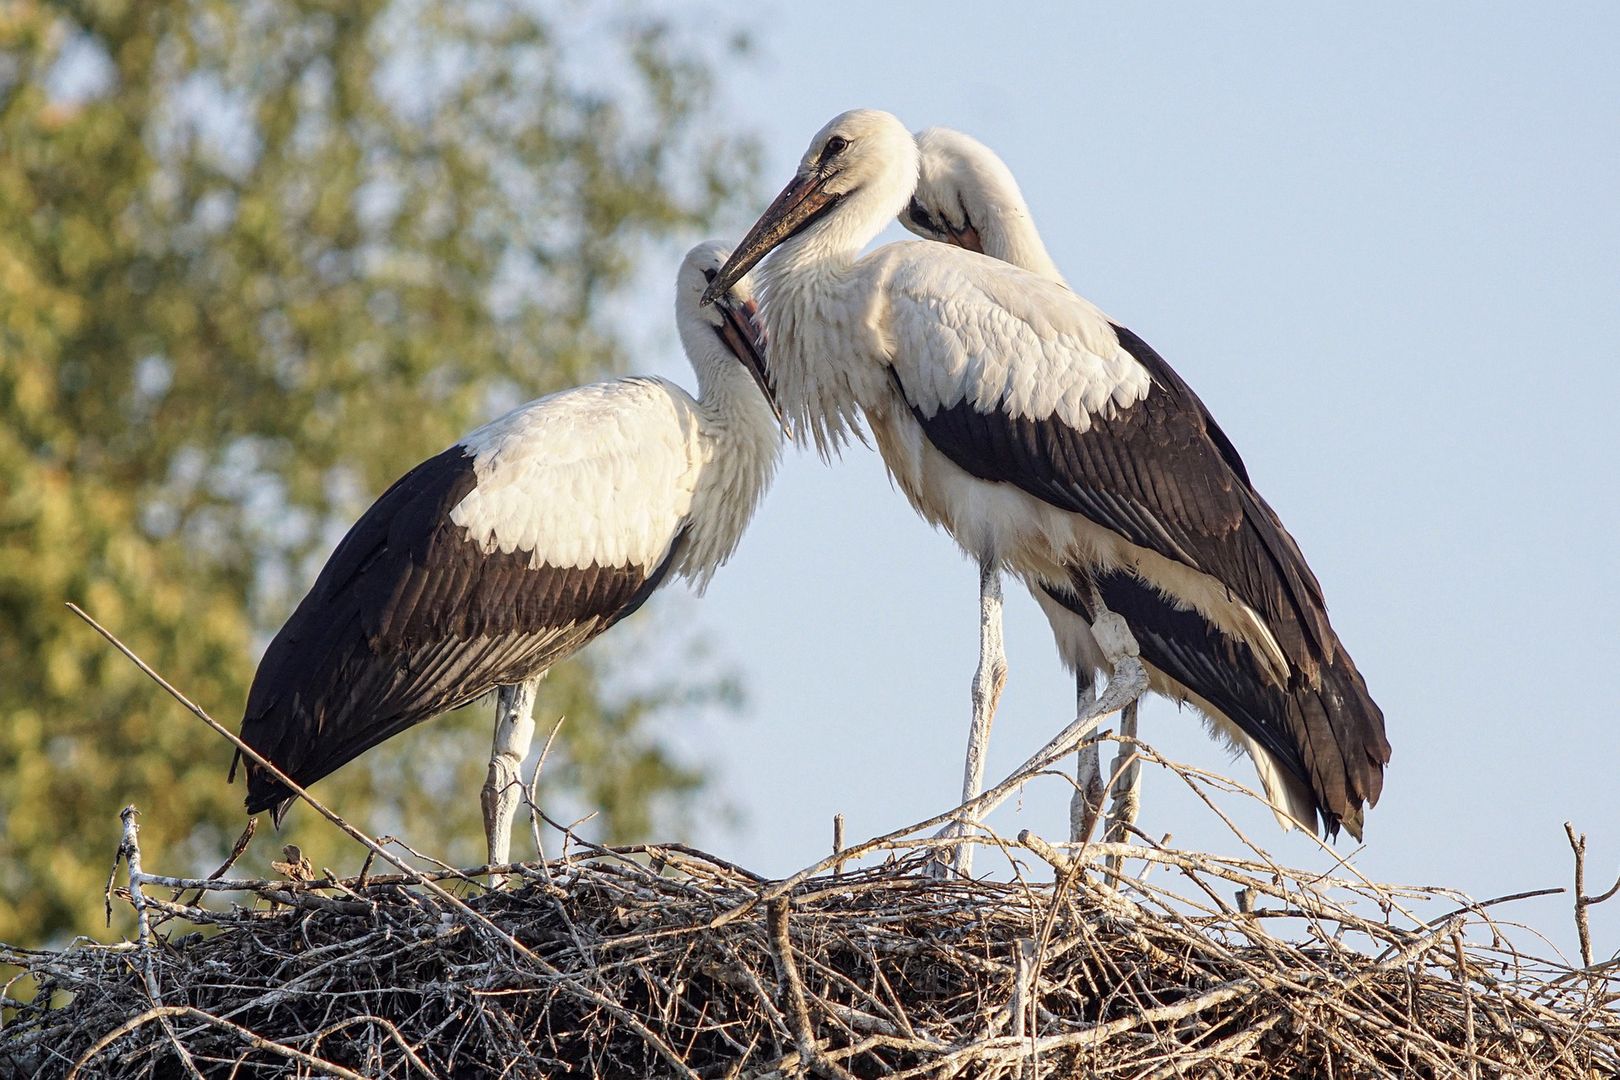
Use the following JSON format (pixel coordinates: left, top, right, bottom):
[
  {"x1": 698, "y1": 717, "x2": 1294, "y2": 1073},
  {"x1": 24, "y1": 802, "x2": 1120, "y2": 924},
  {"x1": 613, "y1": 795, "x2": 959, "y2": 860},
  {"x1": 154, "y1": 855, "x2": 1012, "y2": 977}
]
[{"x1": 1564, "y1": 821, "x2": 1620, "y2": 972}]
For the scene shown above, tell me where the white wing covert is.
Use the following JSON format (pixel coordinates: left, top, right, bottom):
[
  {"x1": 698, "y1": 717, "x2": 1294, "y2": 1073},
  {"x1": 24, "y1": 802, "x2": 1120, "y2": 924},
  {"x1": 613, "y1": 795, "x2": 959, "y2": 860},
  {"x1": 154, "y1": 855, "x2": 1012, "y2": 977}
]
[
  {"x1": 876, "y1": 243, "x2": 1151, "y2": 427},
  {"x1": 453, "y1": 377, "x2": 703, "y2": 571}
]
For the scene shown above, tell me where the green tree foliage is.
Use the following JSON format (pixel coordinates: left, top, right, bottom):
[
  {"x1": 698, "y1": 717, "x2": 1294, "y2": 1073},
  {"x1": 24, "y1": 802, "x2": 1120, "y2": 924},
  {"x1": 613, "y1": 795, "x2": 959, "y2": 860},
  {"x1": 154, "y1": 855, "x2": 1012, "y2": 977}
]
[{"x1": 0, "y1": 0, "x2": 757, "y2": 944}]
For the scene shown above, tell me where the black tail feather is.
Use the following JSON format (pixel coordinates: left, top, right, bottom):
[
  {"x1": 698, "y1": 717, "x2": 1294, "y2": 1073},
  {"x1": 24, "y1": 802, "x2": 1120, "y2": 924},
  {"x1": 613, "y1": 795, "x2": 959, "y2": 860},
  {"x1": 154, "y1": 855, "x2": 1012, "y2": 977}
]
[{"x1": 1048, "y1": 566, "x2": 1387, "y2": 838}]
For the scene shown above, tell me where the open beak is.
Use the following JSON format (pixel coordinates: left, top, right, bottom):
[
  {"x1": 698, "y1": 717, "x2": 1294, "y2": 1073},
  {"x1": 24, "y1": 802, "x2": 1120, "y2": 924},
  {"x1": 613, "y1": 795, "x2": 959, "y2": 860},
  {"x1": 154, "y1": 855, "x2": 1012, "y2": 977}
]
[
  {"x1": 702, "y1": 171, "x2": 841, "y2": 307},
  {"x1": 715, "y1": 294, "x2": 789, "y2": 434}
]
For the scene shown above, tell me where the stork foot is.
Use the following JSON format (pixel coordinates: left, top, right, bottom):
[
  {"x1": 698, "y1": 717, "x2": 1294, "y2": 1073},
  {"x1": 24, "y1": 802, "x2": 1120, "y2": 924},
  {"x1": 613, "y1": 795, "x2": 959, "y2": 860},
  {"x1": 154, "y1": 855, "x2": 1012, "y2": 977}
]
[
  {"x1": 1090, "y1": 610, "x2": 1140, "y2": 666},
  {"x1": 938, "y1": 652, "x2": 1146, "y2": 868}
]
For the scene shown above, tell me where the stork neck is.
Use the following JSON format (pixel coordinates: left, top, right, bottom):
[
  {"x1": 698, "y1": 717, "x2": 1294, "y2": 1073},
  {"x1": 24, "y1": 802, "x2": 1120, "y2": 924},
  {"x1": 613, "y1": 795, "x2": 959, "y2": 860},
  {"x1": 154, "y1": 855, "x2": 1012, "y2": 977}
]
[
  {"x1": 680, "y1": 346, "x2": 782, "y2": 592},
  {"x1": 752, "y1": 144, "x2": 918, "y2": 453},
  {"x1": 755, "y1": 233, "x2": 888, "y2": 457},
  {"x1": 693, "y1": 345, "x2": 774, "y2": 426},
  {"x1": 988, "y1": 211, "x2": 1067, "y2": 286},
  {"x1": 757, "y1": 232, "x2": 853, "y2": 304}
]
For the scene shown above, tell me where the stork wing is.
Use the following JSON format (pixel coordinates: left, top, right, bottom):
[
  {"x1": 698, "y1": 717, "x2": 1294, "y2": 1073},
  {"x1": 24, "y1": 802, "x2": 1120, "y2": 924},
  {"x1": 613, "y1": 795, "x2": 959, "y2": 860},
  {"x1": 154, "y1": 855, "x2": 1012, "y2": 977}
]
[
  {"x1": 881, "y1": 248, "x2": 1336, "y2": 678},
  {"x1": 237, "y1": 380, "x2": 699, "y2": 819}
]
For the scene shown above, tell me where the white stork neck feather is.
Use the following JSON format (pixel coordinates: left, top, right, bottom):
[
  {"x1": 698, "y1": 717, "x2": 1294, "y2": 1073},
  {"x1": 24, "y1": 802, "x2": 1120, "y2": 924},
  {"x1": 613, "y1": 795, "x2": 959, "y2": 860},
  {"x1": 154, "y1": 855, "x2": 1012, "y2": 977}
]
[
  {"x1": 676, "y1": 380, "x2": 780, "y2": 593},
  {"x1": 672, "y1": 253, "x2": 782, "y2": 591},
  {"x1": 672, "y1": 333, "x2": 781, "y2": 593},
  {"x1": 755, "y1": 249, "x2": 893, "y2": 458},
  {"x1": 975, "y1": 198, "x2": 1065, "y2": 288},
  {"x1": 755, "y1": 110, "x2": 920, "y2": 456},
  {"x1": 676, "y1": 310, "x2": 775, "y2": 428}
]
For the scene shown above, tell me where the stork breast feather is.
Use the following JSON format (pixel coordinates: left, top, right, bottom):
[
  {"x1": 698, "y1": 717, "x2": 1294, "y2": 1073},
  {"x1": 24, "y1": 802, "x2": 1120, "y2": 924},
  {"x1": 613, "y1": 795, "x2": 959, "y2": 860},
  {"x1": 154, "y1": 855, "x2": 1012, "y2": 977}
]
[
  {"x1": 885, "y1": 248, "x2": 1151, "y2": 429},
  {"x1": 450, "y1": 379, "x2": 700, "y2": 571}
]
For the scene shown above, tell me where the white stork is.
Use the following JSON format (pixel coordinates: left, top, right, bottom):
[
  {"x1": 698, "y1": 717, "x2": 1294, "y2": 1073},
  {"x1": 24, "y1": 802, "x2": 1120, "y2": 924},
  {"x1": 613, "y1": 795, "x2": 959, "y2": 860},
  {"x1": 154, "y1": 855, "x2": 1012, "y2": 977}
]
[
  {"x1": 900, "y1": 126, "x2": 1391, "y2": 843},
  {"x1": 703, "y1": 110, "x2": 1388, "y2": 867},
  {"x1": 236, "y1": 242, "x2": 783, "y2": 869}
]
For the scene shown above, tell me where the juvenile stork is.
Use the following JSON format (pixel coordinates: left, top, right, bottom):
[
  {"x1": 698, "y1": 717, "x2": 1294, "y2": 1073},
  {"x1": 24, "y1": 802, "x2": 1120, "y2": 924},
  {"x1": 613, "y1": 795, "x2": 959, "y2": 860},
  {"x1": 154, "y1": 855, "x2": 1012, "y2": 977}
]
[
  {"x1": 704, "y1": 111, "x2": 1388, "y2": 870},
  {"x1": 900, "y1": 126, "x2": 1390, "y2": 842},
  {"x1": 236, "y1": 243, "x2": 782, "y2": 869}
]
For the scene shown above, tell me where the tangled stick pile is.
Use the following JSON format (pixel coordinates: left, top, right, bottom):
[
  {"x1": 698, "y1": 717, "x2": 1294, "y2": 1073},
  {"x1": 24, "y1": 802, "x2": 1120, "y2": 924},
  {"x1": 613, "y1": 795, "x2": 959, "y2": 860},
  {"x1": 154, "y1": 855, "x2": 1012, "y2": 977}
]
[
  {"x1": 4, "y1": 620, "x2": 1616, "y2": 1077},
  {"x1": 4, "y1": 808, "x2": 1618, "y2": 1079}
]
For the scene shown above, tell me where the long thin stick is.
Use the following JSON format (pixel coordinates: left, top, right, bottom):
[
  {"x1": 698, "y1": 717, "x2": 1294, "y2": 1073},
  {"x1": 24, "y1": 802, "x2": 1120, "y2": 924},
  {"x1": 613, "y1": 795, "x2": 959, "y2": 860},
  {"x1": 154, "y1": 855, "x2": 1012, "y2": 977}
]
[
  {"x1": 1563, "y1": 821, "x2": 1620, "y2": 972},
  {"x1": 769, "y1": 897, "x2": 857, "y2": 1080},
  {"x1": 68, "y1": 1006, "x2": 368, "y2": 1080},
  {"x1": 109, "y1": 806, "x2": 207, "y2": 1080},
  {"x1": 68, "y1": 604, "x2": 538, "y2": 961},
  {"x1": 117, "y1": 806, "x2": 159, "y2": 997}
]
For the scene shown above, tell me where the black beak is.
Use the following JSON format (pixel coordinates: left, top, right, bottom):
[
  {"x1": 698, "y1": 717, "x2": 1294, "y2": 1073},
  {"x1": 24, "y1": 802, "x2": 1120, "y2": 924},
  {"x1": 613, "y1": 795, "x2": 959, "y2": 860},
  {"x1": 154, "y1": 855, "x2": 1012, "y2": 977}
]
[
  {"x1": 715, "y1": 294, "x2": 789, "y2": 433},
  {"x1": 702, "y1": 171, "x2": 842, "y2": 307}
]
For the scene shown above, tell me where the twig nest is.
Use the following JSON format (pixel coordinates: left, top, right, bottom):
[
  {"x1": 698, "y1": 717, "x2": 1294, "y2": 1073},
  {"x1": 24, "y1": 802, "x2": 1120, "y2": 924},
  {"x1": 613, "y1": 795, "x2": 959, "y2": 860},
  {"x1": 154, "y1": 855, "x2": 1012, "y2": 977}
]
[{"x1": 5, "y1": 841, "x2": 1617, "y2": 1078}]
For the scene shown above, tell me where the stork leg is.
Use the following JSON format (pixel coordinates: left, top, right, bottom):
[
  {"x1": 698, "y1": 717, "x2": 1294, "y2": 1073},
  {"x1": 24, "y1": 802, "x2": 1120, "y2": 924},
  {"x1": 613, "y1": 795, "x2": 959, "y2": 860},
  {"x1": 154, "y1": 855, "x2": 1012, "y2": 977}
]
[
  {"x1": 1068, "y1": 669, "x2": 1104, "y2": 844},
  {"x1": 1103, "y1": 699, "x2": 1142, "y2": 876},
  {"x1": 1079, "y1": 580, "x2": 1145, "y2": 877},
  {"x1": 481, "y1": 677, "x2": 540, "y2": 884},
  {"x1": 946, "y1": 581, "x2": 1146, "y2": 846},
  {"x1": 934, "y1": 558, "x2": 1007, "y2": 878}
]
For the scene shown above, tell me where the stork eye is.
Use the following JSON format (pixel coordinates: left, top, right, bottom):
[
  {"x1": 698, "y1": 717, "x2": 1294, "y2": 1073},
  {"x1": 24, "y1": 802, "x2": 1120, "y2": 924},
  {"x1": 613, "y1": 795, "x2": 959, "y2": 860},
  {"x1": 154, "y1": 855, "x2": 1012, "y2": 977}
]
[
  {"x1": 702, "y1": 267, "x2": 717, "y2": 283},
  {"x1": 907, "y1": 199, "x2": 939, "y2": 233},
  {"x1": 823, "y1": 135, "x2": 849, "y2": 158}
]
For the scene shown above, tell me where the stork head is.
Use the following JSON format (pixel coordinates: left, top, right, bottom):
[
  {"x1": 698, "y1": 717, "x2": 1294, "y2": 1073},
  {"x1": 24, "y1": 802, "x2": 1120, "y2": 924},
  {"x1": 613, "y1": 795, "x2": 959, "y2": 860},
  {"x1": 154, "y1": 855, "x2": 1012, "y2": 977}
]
[
  {"x1": 901, "y1": 127, "x2": 1014, "y2": 252},
  {"x1": 678, "y1": 241, "x2": 784, "y2": 427},
  {"x1": 899, "y1": 127, "x2": 1063, "y2": 283},
  {"x1": 702, "y1": 109, "x2": 918, "y2": 305}
]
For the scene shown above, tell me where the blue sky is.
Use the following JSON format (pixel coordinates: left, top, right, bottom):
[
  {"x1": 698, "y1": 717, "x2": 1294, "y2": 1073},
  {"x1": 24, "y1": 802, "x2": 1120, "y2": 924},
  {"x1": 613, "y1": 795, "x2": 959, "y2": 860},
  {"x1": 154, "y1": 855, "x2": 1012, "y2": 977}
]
[{"x1": 627, "y1": 2, "x2": 1620, "y2": 960}]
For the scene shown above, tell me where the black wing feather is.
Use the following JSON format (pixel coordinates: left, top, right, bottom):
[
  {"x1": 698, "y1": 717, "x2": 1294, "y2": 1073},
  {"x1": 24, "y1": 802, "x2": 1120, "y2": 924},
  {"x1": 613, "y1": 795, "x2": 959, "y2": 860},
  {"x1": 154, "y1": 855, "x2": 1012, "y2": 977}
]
[
  {"x1": 236, "y1": 445, "x2": 683, "y2": 819},
  {"x1": 898, "y1": 324, "x2": 1336, "y2": 679}
]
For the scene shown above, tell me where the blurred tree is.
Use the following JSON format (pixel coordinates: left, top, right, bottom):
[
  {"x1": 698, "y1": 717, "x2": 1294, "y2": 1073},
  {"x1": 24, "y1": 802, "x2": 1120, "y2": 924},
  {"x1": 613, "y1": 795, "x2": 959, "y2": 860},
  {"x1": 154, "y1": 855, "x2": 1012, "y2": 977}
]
[{"x1": 0, "y1": 0, "x2": 757, "y2": 943}]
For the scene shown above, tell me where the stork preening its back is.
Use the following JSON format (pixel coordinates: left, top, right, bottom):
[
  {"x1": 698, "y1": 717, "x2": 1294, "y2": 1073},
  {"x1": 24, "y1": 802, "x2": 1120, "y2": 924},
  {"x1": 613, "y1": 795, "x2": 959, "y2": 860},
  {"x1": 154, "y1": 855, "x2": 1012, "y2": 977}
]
[
  {"x1": 901, "y1": 126, "x2": 1390, "y2": 841},
  {"x1": 236, "y1": 243, "x2": 782, "y2": 868},
  {"x1": 704, "y1": 111, "x2": 1388, "y2": 867}
]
